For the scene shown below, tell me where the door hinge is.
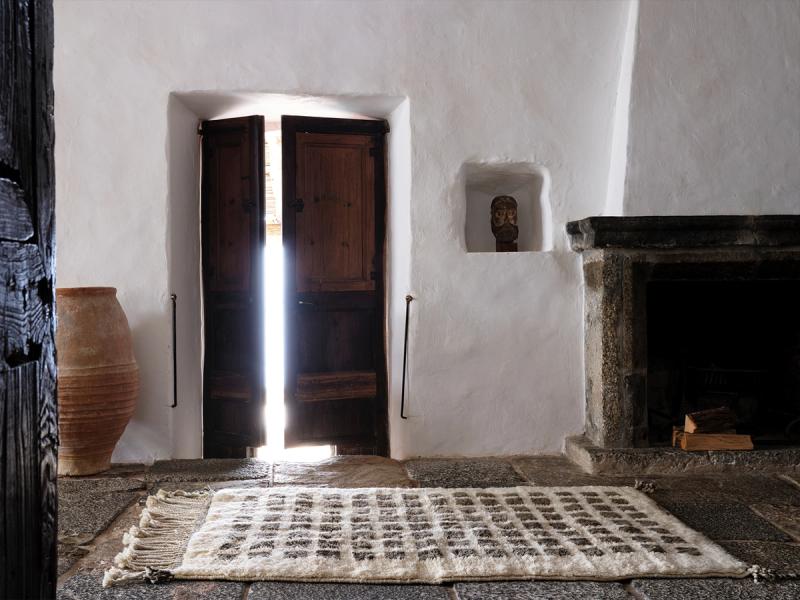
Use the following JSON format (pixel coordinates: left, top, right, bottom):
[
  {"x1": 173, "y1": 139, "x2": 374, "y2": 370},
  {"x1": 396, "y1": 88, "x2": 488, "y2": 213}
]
[
  {"x1": 292, "y1": 198, "x2": 305, "y2": 213},
  {"x1": 368, "y1": 147, "x2": 378, "y2": 157}
]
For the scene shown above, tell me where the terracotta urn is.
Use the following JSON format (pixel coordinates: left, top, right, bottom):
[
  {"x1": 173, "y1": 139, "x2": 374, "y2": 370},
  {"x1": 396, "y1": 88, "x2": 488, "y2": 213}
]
[{"x1": 56, "y1": 287, "x2": 139, "y2": 476}]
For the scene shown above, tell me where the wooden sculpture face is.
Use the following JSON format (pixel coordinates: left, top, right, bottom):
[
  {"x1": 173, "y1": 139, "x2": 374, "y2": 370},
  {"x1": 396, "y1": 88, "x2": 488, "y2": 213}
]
[{"x1": 491, "y1": 195, "x2": 519, "y2": 243}]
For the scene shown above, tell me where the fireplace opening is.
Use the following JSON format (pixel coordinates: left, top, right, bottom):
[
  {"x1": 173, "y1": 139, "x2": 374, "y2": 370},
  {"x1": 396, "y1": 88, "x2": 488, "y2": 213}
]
[{"x1": 647, "y1": 280, "x2": 800, "y2": 447}]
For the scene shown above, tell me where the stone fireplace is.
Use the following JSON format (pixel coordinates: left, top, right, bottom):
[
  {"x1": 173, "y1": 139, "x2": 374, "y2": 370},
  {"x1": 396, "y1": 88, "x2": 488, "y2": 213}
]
[{"x1": 566, "y1": 216, "x2": 800, "y2": 471}]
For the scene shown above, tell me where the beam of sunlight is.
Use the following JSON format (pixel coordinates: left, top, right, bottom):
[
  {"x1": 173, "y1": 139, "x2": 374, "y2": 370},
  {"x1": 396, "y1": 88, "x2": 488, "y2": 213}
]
[{"x1": 257, "y1": 130, "x2": 332, "y2": 462}]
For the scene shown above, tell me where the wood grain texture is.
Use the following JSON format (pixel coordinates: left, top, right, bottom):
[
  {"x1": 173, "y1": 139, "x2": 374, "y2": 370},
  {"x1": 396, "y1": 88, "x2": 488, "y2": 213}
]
[
  {"x1": 201, "y1": 116, "x2": 266, "y2": 458},
  {"x1": 295, "y1": 133, "x2": 376, "y2": 293},
  {"x1": 0, "y1": 178, "x2": 35, "y2": 241},
  {"x1": 0, "y1": 0, "x2": 32, "y2": 176},
  {"x1": 679, "y1": 432, "x2": 754, "y2": 451},
  {"x1": 685, "y1": 407, "x2": 736, "y2": 434},
  {"x1": 0, "y1": 0, "x2": 57, "y2": 597},
  {"x1": 296, "y1": 371, "x2": 377, "y2": 402},
  {"x1": 283, "y1": 117, "x2": 388, "y2": 454}
]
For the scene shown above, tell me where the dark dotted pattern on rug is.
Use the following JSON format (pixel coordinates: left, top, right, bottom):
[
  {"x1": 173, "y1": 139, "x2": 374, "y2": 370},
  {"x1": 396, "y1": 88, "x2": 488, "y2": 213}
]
[{"x1": 199, "y1": 488, "x2": 711, "y2": 568}]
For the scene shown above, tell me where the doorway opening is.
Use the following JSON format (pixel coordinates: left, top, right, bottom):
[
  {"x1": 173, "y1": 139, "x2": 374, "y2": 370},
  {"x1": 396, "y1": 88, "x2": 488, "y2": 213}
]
[
  {"x1": 257, "y1": 124, "x2": 333, "y2": 461},
  {"x1": 180, "y1": 92, "x2": 408, "y2": 460}
]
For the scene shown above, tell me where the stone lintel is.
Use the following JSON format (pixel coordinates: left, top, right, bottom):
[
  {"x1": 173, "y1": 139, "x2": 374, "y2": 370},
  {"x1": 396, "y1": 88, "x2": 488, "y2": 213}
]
[{"x1": 567, "y1": 215, "x2": 800, "y2": 252}]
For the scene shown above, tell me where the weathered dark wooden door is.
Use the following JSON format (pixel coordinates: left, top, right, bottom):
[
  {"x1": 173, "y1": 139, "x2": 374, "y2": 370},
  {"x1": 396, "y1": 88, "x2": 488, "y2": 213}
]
[
  {"x1": 282, "y1": 116, "x2": 388, "y2": 454},
  {"x1": 201, "y1": 116, "x2": 266, "y2": 458},
  {"x1": 1, "y1": 0, "x2": 58, "y2": 597}
]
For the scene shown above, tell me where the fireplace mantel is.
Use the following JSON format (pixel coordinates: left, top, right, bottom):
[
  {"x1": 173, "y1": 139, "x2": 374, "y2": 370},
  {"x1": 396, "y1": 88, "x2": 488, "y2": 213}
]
[
  {"x1": 567, "y1": 215, "x2": 800, "y2": 451},
  {"x1": 567, "y1": 215, "x2": 800, "y2": 251}
]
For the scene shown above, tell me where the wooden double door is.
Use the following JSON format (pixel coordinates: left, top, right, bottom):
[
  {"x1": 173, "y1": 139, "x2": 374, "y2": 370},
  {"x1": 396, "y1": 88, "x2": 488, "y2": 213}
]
[{"x1": 201, "y1": 116, "x2": 388, "y2": 457}]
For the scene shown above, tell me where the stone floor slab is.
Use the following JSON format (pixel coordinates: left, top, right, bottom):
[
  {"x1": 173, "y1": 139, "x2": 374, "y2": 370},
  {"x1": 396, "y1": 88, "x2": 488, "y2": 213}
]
[
  {"x1": 656, "y1": 501, "x2": 792, "y2": 541},
  {"x1": 274, "y1": 455, "x2": 414, "y2": 487},
  {"x1": 780, "y1": 473, "x2": 800, "y2": 491},
  {"x1": 149, "y1": 479, "x2": 270, "y2": 494},
  {"x1": 649, "y1": 474, "x2": 800, "y2": 505},
  {"x1": 146, "y1": 458, "x2": 272, "y2": 482},
  {"x1": 749, "y1": 504, "x2": 800, "y2": 541},
  {"x1": 57, "y1": 574, "x2": 244, "y2": 599},
  {"x1": 511, "y1": 456, "x2": 595, "y2": 486},
  {"x1": 720, "y1": 541, "x2": 800, "y2": 576},
  {"x1": 59, "y1": 477, "x2": 146, "y2": 495},
  {"x1": 632, "y1": 578, "x2": 800, "y2": 599},
  {"x1": 511, "y1": 456, "x2": 642, "y2": 487},
  {"x1": 60, "y1": 502, "x2": 145, "y2": 577},
  {"x1": 248, "y1": 582, "x2": 450, "y2": 599},
  {"x1": 57, "y1": 547, "x2": 86, "y2": 577},
  {"x1": 58, "y1": 490, "x2": 139, "y2": 538},
  {"x1": 454, "y1": 581, "x2": 631, "y2": 599},
  {"x1": 98, "y1": 464, "x2": 149, "y2": 478},
  {"x1": 404, "y1": 458, "x2": 527, "y2": 488}
]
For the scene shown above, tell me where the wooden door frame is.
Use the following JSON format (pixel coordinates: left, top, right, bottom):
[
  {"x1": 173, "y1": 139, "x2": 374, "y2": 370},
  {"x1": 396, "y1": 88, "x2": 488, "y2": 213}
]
[{"x1": 282, "y1": 116, "x2": 390, "y2": 455}]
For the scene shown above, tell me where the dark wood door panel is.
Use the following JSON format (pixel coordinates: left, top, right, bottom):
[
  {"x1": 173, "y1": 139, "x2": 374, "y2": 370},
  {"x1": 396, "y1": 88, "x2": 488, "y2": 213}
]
[
  {"x1": 296, "y1": 371, "x2": 377, "y2": 402},
  {"x1": 205, "y1": 133, "x2": 253, "y2": 292},
  {"x1": 296, "y1": 133, "x2": 376, "y2": 293},
  {"x1": 296, "y1": 305, "x2": 376, "y2": 373},
  {"x1": 286, "y1": 399, "x2": 376, "y2": 446},
  {"x1": 204, "y1": 395, "x2": 261, "y2": 440},
  {"x1": 283, "y1": 116, "x2": 388, "y2": 454},
  {"x1": 1, "y1": 1, "x2": 58, "y2": 596},
  {"x1": 206, "y1": 301, "x2": 258, "y2": 373},
  {"x1": 201, "y1": 116, "x2": 265, "y2": 457}
]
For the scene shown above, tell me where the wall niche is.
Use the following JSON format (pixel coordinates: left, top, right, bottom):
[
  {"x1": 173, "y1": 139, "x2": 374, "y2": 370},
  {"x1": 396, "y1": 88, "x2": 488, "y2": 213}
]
[{"x1": 463, "y1": 162, "x2": 550, "y2": 253}]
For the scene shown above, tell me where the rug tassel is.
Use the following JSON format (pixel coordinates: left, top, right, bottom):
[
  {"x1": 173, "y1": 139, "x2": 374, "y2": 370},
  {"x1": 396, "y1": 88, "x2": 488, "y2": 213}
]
[
  {"x1": 748, "y1": 564, "x2": 775, "y2": 583},
  {"x1": 103, "y1": 489, "x2": 212, "y2": 588}
]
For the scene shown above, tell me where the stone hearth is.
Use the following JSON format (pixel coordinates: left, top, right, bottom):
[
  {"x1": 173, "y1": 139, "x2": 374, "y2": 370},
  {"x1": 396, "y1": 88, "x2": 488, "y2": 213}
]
[{"x1": 567, "y1": 216, "x2": 800, "y2": 464}]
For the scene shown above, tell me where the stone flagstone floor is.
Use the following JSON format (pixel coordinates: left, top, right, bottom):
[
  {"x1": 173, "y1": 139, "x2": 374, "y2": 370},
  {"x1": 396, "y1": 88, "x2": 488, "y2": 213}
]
[{"x1": 56, "y1": 455, "x2": 800, "y2": 599}]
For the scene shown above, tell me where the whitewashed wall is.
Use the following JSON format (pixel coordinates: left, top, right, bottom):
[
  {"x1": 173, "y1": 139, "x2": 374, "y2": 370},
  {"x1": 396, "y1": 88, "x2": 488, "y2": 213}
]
[
  {"x1": 56, "y1": 0, "x2": 797, "y2": 462},
  {"x1": 624, "y1": 0, "x2": 800, "y2": 214}
]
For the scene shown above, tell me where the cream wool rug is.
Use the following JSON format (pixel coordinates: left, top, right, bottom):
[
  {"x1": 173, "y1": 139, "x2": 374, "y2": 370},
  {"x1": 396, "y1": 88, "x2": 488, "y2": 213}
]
[{"x1": 103, "y1": 486, "x2": 749, "y2": 587}]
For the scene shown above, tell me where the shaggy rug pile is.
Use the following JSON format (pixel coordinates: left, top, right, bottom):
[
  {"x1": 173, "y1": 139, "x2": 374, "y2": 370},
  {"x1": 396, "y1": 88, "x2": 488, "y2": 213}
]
[{"x1": 103, "y1": 486, "x2": 748, "y2": 587}]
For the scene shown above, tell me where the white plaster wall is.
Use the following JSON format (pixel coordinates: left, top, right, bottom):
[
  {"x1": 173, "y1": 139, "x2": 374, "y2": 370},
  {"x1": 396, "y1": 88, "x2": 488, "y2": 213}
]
[
  {"x1": 55, "y1": 0, "x2": 632, "y2": 460},
  {"x1": 166, "y1": 96, "x2": 203, "y2": 459},
  {"x1": 624, "y1": 0, "x2": 800, "y2": 215},
  {"x1": 386, "y1": 100, "x2": 413, "y2": 455},
  {"x1": 604, "y1": 0, "x2": 638, "y2": 216}
]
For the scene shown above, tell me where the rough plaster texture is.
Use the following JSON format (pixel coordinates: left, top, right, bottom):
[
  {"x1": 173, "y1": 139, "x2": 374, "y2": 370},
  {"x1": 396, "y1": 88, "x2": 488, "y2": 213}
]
[
  {"x1": 55, "y1": 0, "x2": 635, "y2": 461},
  {"x1": 55, "y1": 1, "x2": 799, "y2": 462},
  {"x1": 165, "y1": 96, "x2": 202, "y2": 459},
  {"x1": 624, "y1": 0, "x2": 800, "y2": 214}
]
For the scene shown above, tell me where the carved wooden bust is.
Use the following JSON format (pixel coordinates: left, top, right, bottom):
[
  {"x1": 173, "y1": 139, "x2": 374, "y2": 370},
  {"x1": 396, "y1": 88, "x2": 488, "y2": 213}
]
[{"x1": 491, "y1": 195, "x2": 518, "y2": 252}]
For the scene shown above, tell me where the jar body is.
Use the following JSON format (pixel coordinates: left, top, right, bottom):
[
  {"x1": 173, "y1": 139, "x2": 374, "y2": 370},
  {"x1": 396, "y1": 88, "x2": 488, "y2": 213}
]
[{"x1": 56, "y1": 287, "x2": 139, "y2": 476}]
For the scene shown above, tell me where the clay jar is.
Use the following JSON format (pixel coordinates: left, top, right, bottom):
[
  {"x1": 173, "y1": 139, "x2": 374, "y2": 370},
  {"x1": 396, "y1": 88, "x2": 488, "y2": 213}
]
[{"x1": 56, "y1": 287, "x2": 139, "y2": 475}]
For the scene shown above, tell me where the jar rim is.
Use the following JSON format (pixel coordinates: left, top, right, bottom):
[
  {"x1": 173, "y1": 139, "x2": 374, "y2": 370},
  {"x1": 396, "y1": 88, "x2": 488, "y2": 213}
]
[{"x1": 56, "y1": 287, "x2": 117, "y2": 296}]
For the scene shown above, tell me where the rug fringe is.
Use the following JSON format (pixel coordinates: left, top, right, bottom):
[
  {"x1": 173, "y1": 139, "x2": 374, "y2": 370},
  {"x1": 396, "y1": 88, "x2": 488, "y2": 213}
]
[{"x1": 102, "y1": 488, "x2": 212, "y2": 588}]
